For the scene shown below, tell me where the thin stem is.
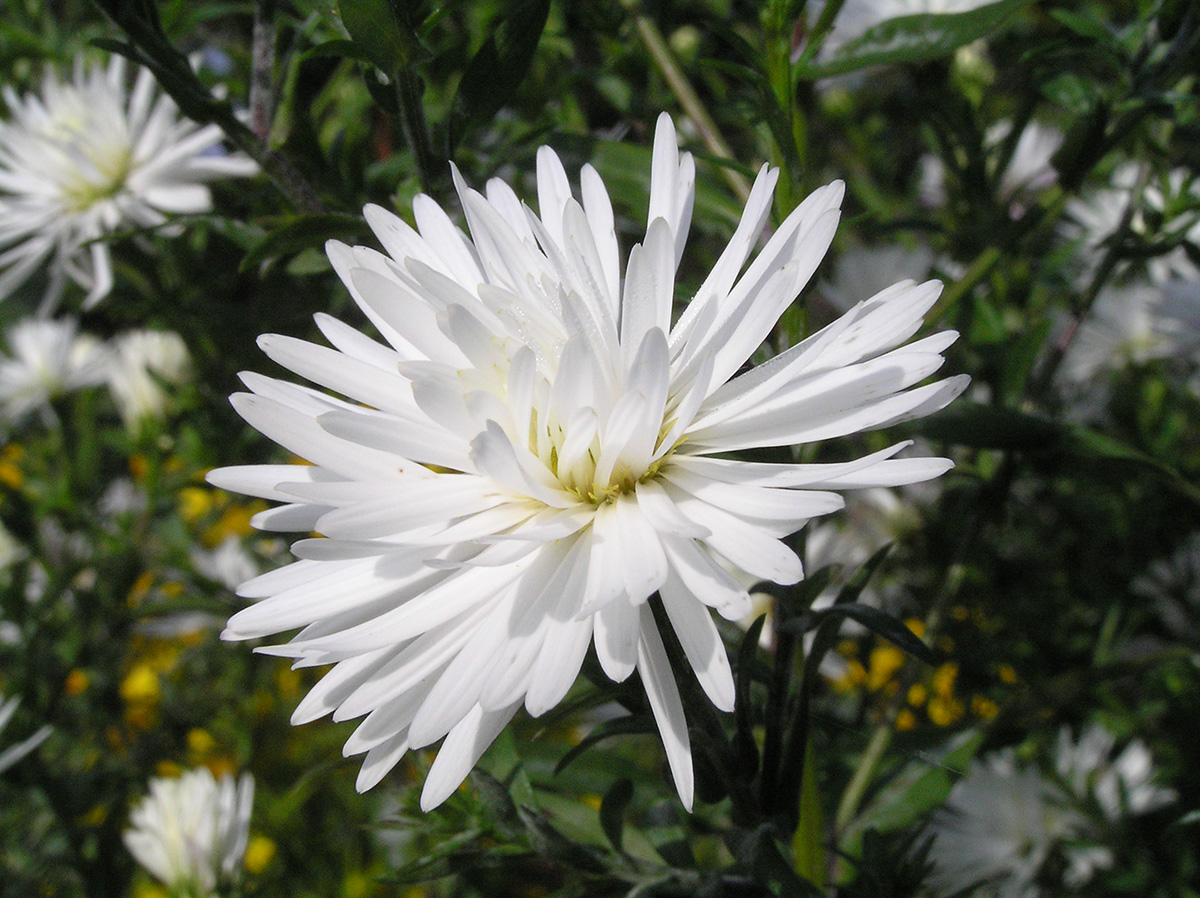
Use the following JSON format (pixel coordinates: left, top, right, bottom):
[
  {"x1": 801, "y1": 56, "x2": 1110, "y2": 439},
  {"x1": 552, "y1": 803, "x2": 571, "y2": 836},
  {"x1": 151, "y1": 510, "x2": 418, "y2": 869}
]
[
  {"x1": 249, "y1": 0, "x2": 276, "y2": 141},
  {"x1": 395, "y1": 67, "x2": 445, "y2": 199},
  {"x1": 623, "y1": 1, "x2": 753, "y2": 203}
]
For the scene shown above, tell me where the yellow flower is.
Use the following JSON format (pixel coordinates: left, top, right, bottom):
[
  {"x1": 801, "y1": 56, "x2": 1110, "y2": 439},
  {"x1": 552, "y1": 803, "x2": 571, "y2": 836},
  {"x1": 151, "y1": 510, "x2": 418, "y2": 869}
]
[
  {"x1": 0, "y1": 445, "x2": 23, "y2": 489},
  {"x1": 177, "y1": 486, "x2": 215, "y2": 522},
  {"x1": 903, "y1": 618, "x2": 926, "y2": 639},
  {"x1": 244, "y1": 835, "x2": 277, "y2": 875},
  {"x1": 120, "y1": 664, "x2": 160, "y2": 704},
  {"x1": 866, "y1": 644, "x2": 905, "y2": 692},
  {"x1": 971, "y1": 695, "x2": 999, "y2": 719},
  {"x1": 927, "y1": 695, "x2": 965, "y2": 727},
  {"x1": 833, "y1": 659, "x2": 868, "y2": 693},
  {"x1": 907, "y1": 683, "x2": 927, "y2": 707},
  {"x1": 931, "y1": 663, "x2": 958, "y2": 698},
  {"x1": 996, "y1": 663, "x2": 1018, "y2": 685},
  {"x1": 155, "y1": 760, "x2": 183, "y2": 778},
  {"x1": 895, "y1": 709, "x2": 917, "y2": 731},
  {"x1": 64, "y1": 669, "x2": 89, "y2": 696},
  {"x1": 186, "y1": 728, "x2": 215, "y2": 757}
]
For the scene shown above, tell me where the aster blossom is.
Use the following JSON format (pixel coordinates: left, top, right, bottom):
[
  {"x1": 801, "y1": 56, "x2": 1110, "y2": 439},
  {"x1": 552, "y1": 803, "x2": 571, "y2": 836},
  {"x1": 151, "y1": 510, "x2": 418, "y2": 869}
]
[
  {"x1": 0, "y1": 57, "x2": 257, "y2": 309},
  {"x1": 210, "y1": 114, "x2": 967, "y2": 810},
  {"x1": 123, "y1": 766, "x2": 254, "y2": 898}
]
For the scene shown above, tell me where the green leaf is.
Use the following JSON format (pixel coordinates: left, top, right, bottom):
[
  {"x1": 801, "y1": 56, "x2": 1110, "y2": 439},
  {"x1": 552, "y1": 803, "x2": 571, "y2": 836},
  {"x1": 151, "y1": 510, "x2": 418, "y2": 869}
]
[
  {"x1": 449, "y1": 0, "x2": 551, "y2": 149},
  {"x1": 786, "y1": 603, "x2": 938, "y2": 667},
  {"x1": 599, "y1": 778, "x2": 633, "y2": 855},
  {"x1": 791, "y1": 742, "x2": 826, "y2": 891},
  {"x1": 337, "y1": 0, "x2": 422, "y2": 72},
  {"x1": 239, "y1": 214, "x2": 372, "y2": 273},
  {"x1": 553, "y1": 714, "x2": 657, "y2": 775},
  {"x1": 729, "y1": 825, "x2": 824, "y2": 898},
  {"x1": 840, "y1": 730, "x2": 983, "y2": 849},
  {"x1": 795, "y1": 0, "x2": 1032, "y2": 80}
]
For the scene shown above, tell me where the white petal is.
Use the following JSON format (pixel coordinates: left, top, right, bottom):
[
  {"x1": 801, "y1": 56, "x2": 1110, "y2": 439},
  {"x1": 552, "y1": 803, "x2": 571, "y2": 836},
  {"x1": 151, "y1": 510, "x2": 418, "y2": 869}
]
[{"x1": 636, "y1": 604, "x2": 694, "y2": 810}]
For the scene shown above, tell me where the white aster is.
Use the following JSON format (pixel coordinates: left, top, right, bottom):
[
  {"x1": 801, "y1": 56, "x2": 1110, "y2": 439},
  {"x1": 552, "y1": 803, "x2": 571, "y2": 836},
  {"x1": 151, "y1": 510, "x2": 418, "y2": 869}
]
[
  {"x1": 0, "y1": 693, "x2": 51, "y2": 774},
  {"x1": 124, "y1": 766, "x2": 254, "y2": 898},
  {"x1": 1055, "y1": 724, "x2": 1176, "y2": 821},
  {"x1": 106, "y1": 328, "x2": 192, "y2": 428},
  {"x1": 0, "y1": 316, "x2": 107, "y2": 422},
  {"x1": 210, "y1": 113, "x2": 966, "y2": 811},
  {"x1": 1057, "y1": 282, "x2": 1186, "y2": 384},
  {"x1": 926, "y1": 752, "x2": 1086, "y2": 898},
  {"x1": 0, "y1": 57, "x2": 257, "y2": 309}
]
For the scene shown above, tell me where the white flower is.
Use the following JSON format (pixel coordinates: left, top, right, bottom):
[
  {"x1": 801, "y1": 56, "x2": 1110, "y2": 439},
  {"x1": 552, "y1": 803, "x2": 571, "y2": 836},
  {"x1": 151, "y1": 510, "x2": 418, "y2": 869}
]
[
  {"x1": 818, "y1": 243, "x2": 936, "y2": 314},
  {"x1": 1064, "y1": 165, "x2": 1200, "y2": 285},
  {"x1": 919, "y1": 120, "x2": 1061, "y2": 214},
  {"x1": 191, "y1": 536, "x2": 261, "y2": 592},
  {"x1": 106, "y1": 329, "x2": 191, "y2": 427},
  {"x1": 209, "y1": 113, "x2": 966, "y2": 810},
  {"x1": 1058, "y1": 282, "x2": 1185, "y2": 383},
  {"x1": 0, "y1": 57, "x2": 257, "y2": 309},
  {"x1": 1055, "y1": 725, "x2": 1176, "y2": 821},
  {"x1": 0, "y1": 693, "x2": 51, "y2": 774},
  {"x1": 0, "y1": 316, "x2": 107, "y2": 422},
  {"x1": 926, "y1": 752, "x2": 1086, "y2": 898},
  {"x1": 124, "y1": 767, "x2": 253, "y2": 898}
]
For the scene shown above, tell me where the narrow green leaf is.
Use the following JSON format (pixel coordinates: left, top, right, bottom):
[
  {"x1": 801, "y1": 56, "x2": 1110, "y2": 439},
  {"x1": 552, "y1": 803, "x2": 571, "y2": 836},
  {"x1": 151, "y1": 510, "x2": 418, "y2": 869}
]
[
  {"x1": 795, "y1": 0, "x2": 1032, "y2": 80},
  {"x1": 553, "y1": 714, "x2": 656, "y2": 775},
  {"x1": 791, "y1": 603, "x2": 938, "y2": 666},
  {"x1": 449, "y1": 0, "x2": 551, "y2": 148},
  {"x1": 338, "y1": 0, "x2": 418, "y2": 72},
  {"x1": 599, "y1": 778, "x2": 633, "y2": 855}
]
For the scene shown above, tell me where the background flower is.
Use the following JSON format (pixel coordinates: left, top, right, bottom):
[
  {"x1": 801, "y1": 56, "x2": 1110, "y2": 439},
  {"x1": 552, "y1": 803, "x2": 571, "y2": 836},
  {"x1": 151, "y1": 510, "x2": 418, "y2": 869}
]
[{"x1": 0, "y1": 56, "x2": 257, "y2": 309}]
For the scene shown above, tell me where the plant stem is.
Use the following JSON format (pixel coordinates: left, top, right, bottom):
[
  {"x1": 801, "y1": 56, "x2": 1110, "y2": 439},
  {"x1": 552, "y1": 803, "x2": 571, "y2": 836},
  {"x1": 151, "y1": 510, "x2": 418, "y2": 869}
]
[
  {"x1": 395, "y1": 67, "x2": 446, "y2": 199},
  {"x1": 623, "y1": 1, "x2": 752, "y2": 203},
  {"x1": 249, "y1": 0, "x2": 276, "y2": 141}
]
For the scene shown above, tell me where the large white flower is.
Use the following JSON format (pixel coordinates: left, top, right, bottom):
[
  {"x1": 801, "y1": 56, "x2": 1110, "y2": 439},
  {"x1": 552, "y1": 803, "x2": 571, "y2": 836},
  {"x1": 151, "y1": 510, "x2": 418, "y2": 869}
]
[
  {"x1": 210, "y1": 114, "x2": 967, "y2": 810},
  {"x1": 0, "y1": 316, "x2": 108, "y2": 423},
  {"x1": 0, "y1": 57, "x2": 257, "y2": 309},
  {"x1": 124, "y1": 767, "x2": 254, "y2": 898}
]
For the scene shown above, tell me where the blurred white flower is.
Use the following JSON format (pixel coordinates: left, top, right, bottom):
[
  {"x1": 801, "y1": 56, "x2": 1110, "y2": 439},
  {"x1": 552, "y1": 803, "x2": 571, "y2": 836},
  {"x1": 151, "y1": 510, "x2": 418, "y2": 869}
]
[
  {"x1": 1055, "y1": 725, "x2": 1176, "y2": 821},
  {"x1": 1065, "y1": 165, "x2": 1200, "y2": 285},
  {"x1": 926, "y1": 752, "x2": 1086, "y2": 898},
  {"x1": 106, "y1": 329, "x2": 191, "y2": 428},
  {"x1": 210, "y1": 113, "x2": 966, "y2": 811},
  {"x1": 0, "y1": 57, "x2": 257, "y2": 309},
  {"x1": 0, "y1": 693, "x2": 51, "y2": 774},
  {"x1": 191, "y1": 536, "x2": 260, "y2": 591},
  {"x1": 0, "y1": 316, "x2": 107, "y2": 422},
  {"x1": 1057, "y1": 282, "x2": 1186, "y2": 383},
  {"x1": 818, "y1": 244, "x2": 936, "y2": 315},
  {"x1": 124, "y1": 767, "x2": 253, "y2": 898},
  {"x1": 1134, "y1": 530, "x2": 1200, "y2": 640},
  {"x1": 919, "y1": 120, "x2": 1061, "y2": 215}
]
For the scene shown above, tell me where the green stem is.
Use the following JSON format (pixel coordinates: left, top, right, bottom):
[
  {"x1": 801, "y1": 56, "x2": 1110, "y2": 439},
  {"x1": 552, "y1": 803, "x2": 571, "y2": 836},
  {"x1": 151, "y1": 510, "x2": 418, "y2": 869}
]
[
  {"x1": 395, "y1": 67, "x2": 445, "y2": 199},
  {"x1": 623, "y1": 1, "x2": 752, "y2": 203}
]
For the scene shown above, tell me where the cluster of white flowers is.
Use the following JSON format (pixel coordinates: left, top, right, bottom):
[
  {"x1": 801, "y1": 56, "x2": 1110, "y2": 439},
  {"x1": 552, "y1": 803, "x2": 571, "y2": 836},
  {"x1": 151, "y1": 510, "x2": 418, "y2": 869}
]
[
  {"x1": 0, "y1": 57, "x2": 256, "y2": 310},
  {"x1": 926, "y1": 725, "x2": 1176, "y2": 897},
  {"x1": 0, "y1": 315, "x2": 191, "y2": 429},
  {"x1": 124, "y1": 766, "x2": 254, "y2": 898},
  {"x1": 209, "y1": 113, "x2": 966, "y2": 810}
]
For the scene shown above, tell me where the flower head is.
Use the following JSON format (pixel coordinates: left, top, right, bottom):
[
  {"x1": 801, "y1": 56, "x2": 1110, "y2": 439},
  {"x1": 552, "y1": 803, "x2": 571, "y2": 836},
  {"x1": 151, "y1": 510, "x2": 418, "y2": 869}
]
[
  {"x1": 124, "y1": 767, "x2": 254, "y2": 898},
  {"x1": 0, "y1": 57, "x2": 257, "y2": 309},
  {"x1": 0, "y1": 316, "x2": 107, "y2": 423},
  {"x1": 105, "y1": 328, "x2": 192, "y2": 428},
  {"x1": 210, "y1": 114, "x2": 966, "y2": 810}
]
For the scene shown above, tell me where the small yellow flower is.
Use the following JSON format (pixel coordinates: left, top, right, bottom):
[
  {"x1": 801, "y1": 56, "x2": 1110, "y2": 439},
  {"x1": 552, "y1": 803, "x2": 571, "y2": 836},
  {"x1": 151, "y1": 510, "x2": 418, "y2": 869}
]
[
  {"x1": 64, "y1": 669, "x2": 89, "y2": 696},
  {"x1": 581, "y1": 794, "x2": 603, "y2": 811},
  {"x1": 931, "y1": 663, "x2": 958, "y2": 698},
  {"x1": 204, "y1": 502, "x2": 263, "y2": 546},
  {"x1": 927, "y1": 695, "x2": 965, "y2": 727},
  {"x1": 950, "y1": 605, "x2": 969, "y2": 621},
  {"x1": 907, "y1": 683, "x2": 927, "y2": 707},
  {"x1": 866, "y1": 644, "x2": 905, "y2": 692},
  {"x1": 903, "y1": 618, "x2": 926, "y2": 639},
  {"x1": 120, "y1": 664, "x2": 160, "y2": 704},
  {"x1": 244, "y1": 835, "x2": 277, "y2": 875},
  {"x1": 177, "y1": 486, "x2": 214, "y2": 522},
  {"x1": 127, "y1": 570, "x2": 156, "y2": 606},
  {"x1": 155, "y1": 760, "x2": 183, "y2": 778},
  {"x1": 0, "y1": 447, "x2": 23, "y2": 488},
  {"x1": 895, "y1": 709, "x2": 917, "y2": 731},
  {"x1": 186, "y1": 728, "x2": 215, "y2": 757},
  {"x1": 971, "y1": 695, "x2": 999, "y2": 719},
  {"x1": 996, "y1": 663, "x2": 1018, "y2": 685},
  {"x1": 131, "y1": 882, "x2": 171, "y2": 898},
  {"x1": 833, "y1": 659, "x2": 868, "y2": 693}
]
